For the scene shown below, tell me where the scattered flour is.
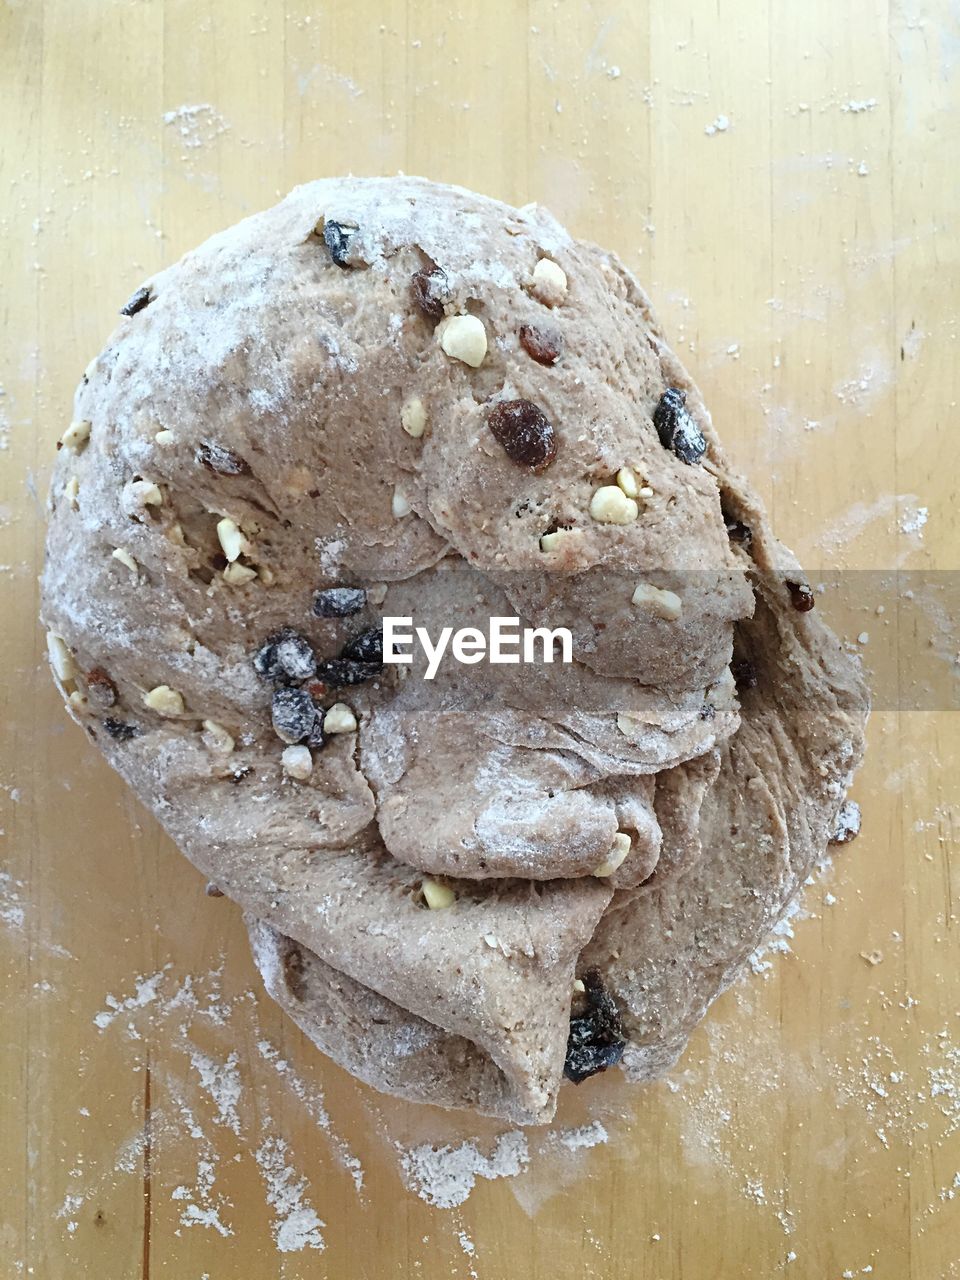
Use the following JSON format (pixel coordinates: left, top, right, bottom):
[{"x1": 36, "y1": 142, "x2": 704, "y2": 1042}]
[
  {"x1": 398, "y1": 1132, "x2": 530, "y2": 1208},
  {"x1": 162, "y1": 104, "x2": 230, "y2": 152},
  {"x1": 255, "y1": 1137, "x2": 325, "y2": 1253},
  {"x1": 705, "y1": 113, "x2": 730, "y2": 135},
  {"x1": 899, "y1": 506, "x2": 929, "y2": 536},
  {"x1": 93, "y1": 969, "x2": 169, "y2": 1030}
]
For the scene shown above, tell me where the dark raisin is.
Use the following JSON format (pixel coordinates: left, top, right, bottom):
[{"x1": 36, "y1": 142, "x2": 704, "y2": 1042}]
[
  {"x1": 314, "y1": 658, "x2": 380, "y2": 687},
  {"x1": 103, "y1": 718, "x2": 138, "y2": 741},
  {"x1": 725, "y1": 518, "x2": 753, "y2": 546},
  {"x1": 323, "y1": 220, "x2": 356, "y2": 268},
  {"x1": 518, "y1": 323, "x2": 563, "y2": 365},
  {"x1": 271, "y1": 687, "x2": 320, "y2": 744},
  {"x1": 653, "y1": 387, "x2": 706, "y2": 465},
  {"x1": 410, "y1": 266, "x2": 448, "y2": 324},
  {"x1": 196, "y1": 442, "x2": 250, "y2": 476},
  {"x1": 312, "y1": 586, "x2": 367, "y2": 618},
  {"x1": 205, "y1": 882, "x2": 225, "y2": 897},
  {"x1": 786, "y1": 580, "x2": 816, "y2": 612},
  {"x1": 563, "y1": 968, "x2": 626, "y2": 1085},
  {"x1": 487, "y1": 399, "x2": 558, "y2": 473},
  {"x1": 254, "y1": 628, "x2": 317, "y2": 684},
  {"x1": 228, "y1": 766, "x2": 252, "y2": 784},
  {"x1": 699, "y1": 703, "x2": 716, "y2": 721},
  {"x1": 86, "y1": 667, "x2": 118, "y2": 709},
  {"x1": 732, "y1": 658, "x2": 758, "y2": 690},
  {"x1": 341, "y1": 628, "x2": 383, "y2": 664},
  {"x1": 120, "y1": 286, "x2": 152, "y2": 317}
]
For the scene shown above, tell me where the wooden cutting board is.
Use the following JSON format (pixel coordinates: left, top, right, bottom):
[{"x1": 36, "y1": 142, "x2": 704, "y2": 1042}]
[{"x1": 2, "y1": 2, "x2": 957, "y2": 1276}]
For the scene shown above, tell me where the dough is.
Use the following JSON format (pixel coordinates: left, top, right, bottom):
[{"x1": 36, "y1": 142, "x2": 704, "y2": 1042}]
[{"x1": 41, "y1": 177, "x2": 868, "y2": 1124}]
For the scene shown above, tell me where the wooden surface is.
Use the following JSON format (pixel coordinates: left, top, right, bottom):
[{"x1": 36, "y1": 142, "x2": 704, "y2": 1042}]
[{"x1": 2, "y1": 2, "x2": 958, "y2": 1277}]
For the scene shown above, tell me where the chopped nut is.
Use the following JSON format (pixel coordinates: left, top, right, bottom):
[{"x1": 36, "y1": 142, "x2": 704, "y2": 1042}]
[
  {"x1": 126, "y1": 479, "x2": 163, "y2": 508},
  {"x1": 68, "y1": 690, "x2": 89, "y2": 714},
  {"x1": 112, "y1": 548, "x2": 139, "y2": 575},
  {"x1": 421, "y1": 878, "x2": 456, "y2": 910},
  {"x1": 572, "y1": 978, "x2": 586, "y2": 994},
  {"x1": 616, "y1": 467, "x2": 639, "y2": 499},
  {"x1": 589, "y1": 485, "x2": 638, "y2": 525},
  {"x1": 205, "y1": 882, "x2": 225, "y2": 897},
  {"x1": 64, "y1": 475, "x2": 80, "y2": 508},
  {"x1": 223, "y1": 563, "x2": 258, "y2": 585},
  {"x1": 401, "y1": 396, "x2": 428, "y2": 438},
  {"x1": 530, "y1": 257, "x2": 568, "y2": 306},
  {"x1": 59, "y1": 420, "x2": 91, "y2": 452},
  {"x1": 323, "y1": 702, "x2": 357, "y2": 734},
  {"x1": 216, "y1": 516, "x2": 249, "y2": 563},
  {"x1": 367, "y1": 583, "x2": 388, "y2": 605},
  {"x1": 281, "y1": 744, "x2": 314, "y2": 780},
  {"x1": 438, "y1": 314, "x2": 487, "y2": 367},
  {"x1": 483, "y1": 933, "x2": 499, "y2": 949},
  {"x1": 539, "y1": 528, "x2": 578, "y2": 553},
  {"x1": 201, "y1": 719, "x2": 235, "y2": 754},
  {"x1": 155, "y1": 429, "x2": 176, "y2": 445},
  {"x1": 392, "y1": 488, "x2": 412, "y2": 518},
  {"x1": 258, "y1": 566, "x2": 275, "y2": 586},
  {"x1": 632, "y1": 582, "x2": 683, "y2": 620},
  {"x1": 143, "y1": 684, "x2": 185, "y2": 716},
  {"x1": 593, "y1": 832, "x2": 631, "y2": 877},
  {"x1": 46, "y1": 632, "x2": 75, "y2": 683}
]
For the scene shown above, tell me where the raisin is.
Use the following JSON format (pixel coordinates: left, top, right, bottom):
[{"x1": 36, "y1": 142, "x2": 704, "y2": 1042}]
[
  {"x1": 410, "y1": 266, "x2": 448, "y2": 324},
  {"x1": 120, "y1": 286, "x2": 152, "y2": 317},
  {"x1": 271, "y1": 687, "x2": 320, "y2": 744},
  {"x1": 653, "y1": 387, "x2": 706, "y2": 465},
  {"x1": 563, "y1": 968, "x2": 626, "y2": 1085},
  {"x1": 323, "y1": 220, "x2": 356, "y2": 268},
  {"x1": 253, "y1": 628, "x2": 317, "y2": 684},
  {"x1": 196, "y1": 442, "x2": 250, "y2": 476},
  {"x1": 699, "y1": 703, "x2": 716, "y2": 721},
  {"x1": 103, "y1": 718, "x2": 138, "y2": 741},
  {"x1": 314, "y1": 658, "x2": 380, "y2": 687},
  {"x1": 342, "y1": 628, "x2": 383, "y2": 664},
  {"x1": 86, "y1": 667, "x2": 118, "y2": 709},
  {"x1": 786, "y1": 581, "x2": 815, "y2": 612},
  {"x1": 518, "y1": 323, "x2": 563, "y2": 365},
  {"x1": 732, "y1": 658, "x2": 758, "y2": 690},
  {"x1": 487, "y1": 399, "x2": 558, "y2": 473},
  {"x1": 312, "y1": 586, "x2": 367, "y2": 618},
  {"x1": 725, "y1": 517, "x2": 752, "y2": 546}
]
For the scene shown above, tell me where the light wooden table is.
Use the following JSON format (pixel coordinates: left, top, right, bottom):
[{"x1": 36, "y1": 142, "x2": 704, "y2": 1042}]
[{"x1": 2, "y1": 3, "x2": 958, "y2": 1277}]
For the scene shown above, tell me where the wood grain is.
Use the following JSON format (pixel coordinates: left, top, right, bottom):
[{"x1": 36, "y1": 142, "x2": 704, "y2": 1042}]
[{"x1": 1, "y1": 2, "x2": 957, "y2": 1277}]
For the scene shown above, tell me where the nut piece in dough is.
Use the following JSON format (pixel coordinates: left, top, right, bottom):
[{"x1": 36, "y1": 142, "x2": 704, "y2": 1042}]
[
  {"x1": 589, "y1": 485, "x2": 638, "y2": 525},
  {"x1": 616, "y1": 467, "x2": 639, "y2": 499},
  {"x1": 281, "y1": 745, "x2": 313, "y2": 780},
  {"x1": 421, "y1": 878, "x2": 456, "y2": 910},
  {"x1": 216, "y1": 517, "x2": 248, "y2": 563},
  {"x1": 59, "y1": 420, "x2": 91, "y2": 452},
  {"x1": 438, "y1": 315, "x2": 487, "y2": 368},
  {"x1": 201, "y1": 720, "x2": 235, "y2": 754},
  {"x1": 401, "y1": 397, "x2": 428, "y2": 438},
  {"x1": 46, "y1": 632, "x2": 75, "y2": 683},
  {"x1": 143, "y1": 685, "x2": 185, "y2": 716},
  {"x1": 223, "y1": 563, "x2": 258, "y2": 585},
  {"x1": 593, "y1": 832, "x2": 631, "y2": 878},
  {"x1": 323, "y1": 702, "x2": 358, "y2": 734},
  {"x1": 530, "y1": 257, "x2": 568, "y2": 306},
  {"x1": 126, "y1": 479, "x2": 163, "y2": 509},
  {"x1": 632, "y1": 582, "x2": 683, "y2": 621},
  {"x1": 112, "y1": 548, "x2": 139, "y2": 575}
]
